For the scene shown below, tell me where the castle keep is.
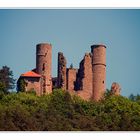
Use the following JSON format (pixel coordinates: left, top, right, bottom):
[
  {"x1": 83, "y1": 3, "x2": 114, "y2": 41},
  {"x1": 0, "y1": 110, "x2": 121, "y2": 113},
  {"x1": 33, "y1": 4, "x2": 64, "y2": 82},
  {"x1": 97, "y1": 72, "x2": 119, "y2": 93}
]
[{"x1": 17, "y1": 43, "x2": 106, "y2": 101}]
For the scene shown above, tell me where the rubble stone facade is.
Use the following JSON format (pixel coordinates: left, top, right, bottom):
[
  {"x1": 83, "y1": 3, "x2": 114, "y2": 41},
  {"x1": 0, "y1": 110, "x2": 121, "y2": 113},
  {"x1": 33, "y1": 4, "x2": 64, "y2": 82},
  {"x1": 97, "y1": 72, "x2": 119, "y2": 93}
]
[
  {"x1": 23, "y1": 77, "x2": 41, "y2": 95},
  {"x1": 75, "y1": 53, "x2": 93, "y2": 100},
  {"x1": 66, "y1": 68, "x2": 77, "y2": 92},
  {"x1": 111, "y1": 82, "x2": 121, "y2": 96},
  {"x1": 57, "y1": 52, "x2": 67, "y2": 90}
]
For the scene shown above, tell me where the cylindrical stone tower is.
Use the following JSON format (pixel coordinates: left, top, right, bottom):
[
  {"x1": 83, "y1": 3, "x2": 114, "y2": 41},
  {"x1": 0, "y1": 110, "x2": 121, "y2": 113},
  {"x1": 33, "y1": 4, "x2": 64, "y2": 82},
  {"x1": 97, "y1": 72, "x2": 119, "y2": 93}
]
[
  {"x1": 91, "y1": 44, "x2": 106, "y2": 101},
  {"x1": 36, "y1": 43, "x2": 52, "y2": 94}
]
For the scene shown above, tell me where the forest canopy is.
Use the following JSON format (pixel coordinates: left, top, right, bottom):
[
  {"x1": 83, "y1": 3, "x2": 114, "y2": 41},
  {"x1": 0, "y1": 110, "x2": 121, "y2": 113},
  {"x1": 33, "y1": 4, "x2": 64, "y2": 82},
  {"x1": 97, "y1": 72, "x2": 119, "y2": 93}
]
[{"x1": 0, "y1": 89, "x2": 140, "y2": 131}]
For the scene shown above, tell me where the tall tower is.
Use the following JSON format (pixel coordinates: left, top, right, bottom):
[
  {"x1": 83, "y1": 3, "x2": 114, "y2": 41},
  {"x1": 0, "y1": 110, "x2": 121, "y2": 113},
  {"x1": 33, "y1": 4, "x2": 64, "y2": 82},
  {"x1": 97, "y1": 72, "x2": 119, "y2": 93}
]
[
  {"x1": 36, "y1": 43, "x2": 52, "y2": 94},
  {"x1": 91, "y1": 45, "x2": 106, "y2": 101}
]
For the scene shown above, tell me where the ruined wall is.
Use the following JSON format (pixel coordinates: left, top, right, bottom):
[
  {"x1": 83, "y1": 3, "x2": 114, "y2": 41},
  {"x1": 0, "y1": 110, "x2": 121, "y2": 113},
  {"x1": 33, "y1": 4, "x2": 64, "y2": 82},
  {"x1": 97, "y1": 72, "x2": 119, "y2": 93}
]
[
  {"x1": 36, "y1": 43, "x2": 52, "y2": 94},
  {"x1": 111, "y1": 82, "x2": 121, "y2": 95},
  {"x1": 24, "y1": 77, "x2": 41, "y2": 95},
  {"x1": 52, "y1": 77, "x2": 58, "y2": 90},
  {"x1": 66, "y1": 68, "x2": 77, "y2": 92},
  {"x1": 75, "y1": 59, "x2": 84, "y2": 91},
  {"x1": 91, "y1": 45, "x2": 106, "y2": 101},
  {"x1": 57, "y1": 52, "x2": 67, "y2": 90},
  {"x1": 76, "y1": 53, "x2": 93, "y2": 100}
]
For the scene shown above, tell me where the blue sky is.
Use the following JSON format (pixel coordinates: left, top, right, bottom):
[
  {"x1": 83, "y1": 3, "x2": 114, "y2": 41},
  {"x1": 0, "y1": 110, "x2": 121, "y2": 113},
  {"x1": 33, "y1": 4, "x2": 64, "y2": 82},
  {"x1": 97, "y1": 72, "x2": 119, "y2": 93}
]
[{"x1": 0, "y1": 9, "x2": 140, "y2": 96}]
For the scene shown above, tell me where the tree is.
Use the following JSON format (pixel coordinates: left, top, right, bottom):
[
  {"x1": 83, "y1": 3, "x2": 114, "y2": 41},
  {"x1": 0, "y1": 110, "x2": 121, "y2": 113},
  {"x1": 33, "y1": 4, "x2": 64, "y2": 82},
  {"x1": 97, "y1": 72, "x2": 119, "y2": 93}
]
[
  {"x1": 129, "y1": 94, "x2": 135, "y2": 101},
  {"x1": 17, "y1": 78, "x2": 27, "y2": 92},
  {"x1": 0, "y1": 82, "x2": 6, "y2": 93},
  {"x1": 129, "y1": 94, "x2": 140, "y2": 105},
  {"x1": 0, "y1": 66, "x2": 16, "y2": 93},
  {"x1": 70, "y1": 63, "x2": 73, "y2": 69}
]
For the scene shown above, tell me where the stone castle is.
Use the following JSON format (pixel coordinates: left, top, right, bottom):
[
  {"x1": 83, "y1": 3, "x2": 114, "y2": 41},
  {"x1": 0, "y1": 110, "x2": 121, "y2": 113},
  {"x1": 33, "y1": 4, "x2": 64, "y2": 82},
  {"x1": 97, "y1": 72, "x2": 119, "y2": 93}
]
[{"x1": 17, "y1": 43, "x2": 108, "y2": 101}]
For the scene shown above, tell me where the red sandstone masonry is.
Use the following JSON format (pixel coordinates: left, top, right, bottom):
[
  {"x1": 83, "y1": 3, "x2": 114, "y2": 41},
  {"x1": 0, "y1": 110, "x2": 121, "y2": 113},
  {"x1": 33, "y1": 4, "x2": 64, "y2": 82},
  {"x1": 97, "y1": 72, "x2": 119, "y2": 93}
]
[
  {"x1": 66, "y1": 68, "x2": 77, "y2": 92},
  {"x1": 75, "y1": 53, "x2": 93, "y2": 100},
  {"x1": 57, "y1": 52, "x2": 67, "y2": 90},
  {"x1": 36, "y1": 43, "x2": 52, "y2": 94},
  {"x1": 24, "y1": 77, "x2": 41, "y2": 96},
  {"x1": 91, "y1": 45, "x2": 106, "y2": 101},
  {"x1": 111, "y1": 82, "x2": 121, "y2": 95}
]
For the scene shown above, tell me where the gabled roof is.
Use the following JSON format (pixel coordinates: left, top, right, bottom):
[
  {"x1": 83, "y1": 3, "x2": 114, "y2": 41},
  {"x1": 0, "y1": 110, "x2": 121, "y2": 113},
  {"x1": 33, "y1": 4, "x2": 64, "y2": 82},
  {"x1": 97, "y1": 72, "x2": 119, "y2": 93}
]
[{"x1": 20, "y1": 71, "x2": 41, "y2": 78}]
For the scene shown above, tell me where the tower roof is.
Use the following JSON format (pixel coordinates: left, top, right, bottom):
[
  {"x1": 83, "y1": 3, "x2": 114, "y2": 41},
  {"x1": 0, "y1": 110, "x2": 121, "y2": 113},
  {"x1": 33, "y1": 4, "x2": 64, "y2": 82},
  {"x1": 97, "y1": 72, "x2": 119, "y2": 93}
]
[{"x1": 20, "y1": 71, "x2": 41, "y2": 78}]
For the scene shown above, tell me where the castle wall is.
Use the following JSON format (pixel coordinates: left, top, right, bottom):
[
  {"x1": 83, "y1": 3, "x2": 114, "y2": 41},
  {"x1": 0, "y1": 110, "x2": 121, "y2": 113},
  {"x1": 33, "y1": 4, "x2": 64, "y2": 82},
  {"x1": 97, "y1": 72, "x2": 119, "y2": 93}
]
[
  {"x1": 91, "y1": 45, "x2": 106, "y2": 101},
  {"x1": 24, "y1": 77, "x2": 41, "y2": 95},
  {"x1": 66, "y1": 68, "x2": 77, "y2": 92},
  {"x1": 75, "y1": 59, "x2": 84, "y2": 90},
  {"x1": 76, "y1": 53, "x2": 93, "y2": 100},
  {"x1": 36, "y1": 43, "x2": 52, "y2": 94},
  {"x1": 57, "y1": 52, "x2": 67, "y2": 90}
]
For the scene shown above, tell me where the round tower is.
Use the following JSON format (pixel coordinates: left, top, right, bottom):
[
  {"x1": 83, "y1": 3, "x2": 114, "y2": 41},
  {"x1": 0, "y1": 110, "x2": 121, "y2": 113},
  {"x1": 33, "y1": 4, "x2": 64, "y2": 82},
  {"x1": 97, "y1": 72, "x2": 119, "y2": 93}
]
[
  {"x1": 91, "y1": 44, "x2": 106, "y2": 101},
  {"x1": 36, "y1": 43, "x2": 52, "y2": 94}
]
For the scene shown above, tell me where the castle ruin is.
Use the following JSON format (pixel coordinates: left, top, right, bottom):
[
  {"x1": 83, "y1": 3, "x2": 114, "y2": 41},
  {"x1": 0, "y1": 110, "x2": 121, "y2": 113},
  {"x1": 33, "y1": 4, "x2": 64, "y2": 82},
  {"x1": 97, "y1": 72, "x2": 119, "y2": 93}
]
[{"x1": 17, "y1": 43, "x2": 106, "y2": 101}]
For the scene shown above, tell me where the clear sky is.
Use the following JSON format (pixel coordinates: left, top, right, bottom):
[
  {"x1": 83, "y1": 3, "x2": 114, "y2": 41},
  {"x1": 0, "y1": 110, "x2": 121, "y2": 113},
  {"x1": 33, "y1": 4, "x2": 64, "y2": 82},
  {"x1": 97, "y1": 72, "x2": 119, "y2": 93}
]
[{"x1": 0, "y1": 9, "x2": 140, "y2": 97}]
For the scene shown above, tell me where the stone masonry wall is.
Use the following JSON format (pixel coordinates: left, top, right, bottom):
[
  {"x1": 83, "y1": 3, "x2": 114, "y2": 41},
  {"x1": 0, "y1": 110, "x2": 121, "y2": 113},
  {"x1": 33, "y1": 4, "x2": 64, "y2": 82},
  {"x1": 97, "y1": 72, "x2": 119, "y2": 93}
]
[
  {"x1": 75, "y1": 53, "x2": 93, "y2": 100},
  {"x1": 91, "y1": 45, "x2": 106, "y2": 101},
  {"x1": 66, "y1": 68, "x2": 77, "y2": 92},
  {"x1": 36, "y1": 43, "x2": 52, "y2": 94},
  {"x1": 111, "y1": 82, "x2": 121, "y2": 95},
  {"x1": 24, "y1": 77, "x2": 41, "y2": 96},
  {"x1": 57, "y1": 52, "x2": 67, "y2": 90}
]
